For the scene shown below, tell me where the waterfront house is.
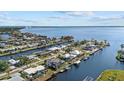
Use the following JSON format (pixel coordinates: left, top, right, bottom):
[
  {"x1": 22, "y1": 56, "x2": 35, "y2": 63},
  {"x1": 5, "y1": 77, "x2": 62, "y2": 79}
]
[
  {"x1": 45, "y1": 58, "x2": 64, "y2": 69},
  {"x1": 83, "y1": 44, "x2": 96, "y2": 51},
  {"x1": 26, "y1": 55, "x2": 38, "y2": 60},
  {"x1": 48, "y1": 47, "x2": 61, "y2": 51},
  {"x1": 35, "y1": 50, "x2": 52, "y2": 57},
  {"x1": 8, "y1": 59, "x2": 20, "y2": 65},
  {"x1": 23, "y1": 65, "x2": 45, "y2": 79},
  {"x1": 70, "y1": 50, "x2": 81, "y2": 55},
  {"x1": 63, "y1": 53, "x2": 76, "y2": 59}
]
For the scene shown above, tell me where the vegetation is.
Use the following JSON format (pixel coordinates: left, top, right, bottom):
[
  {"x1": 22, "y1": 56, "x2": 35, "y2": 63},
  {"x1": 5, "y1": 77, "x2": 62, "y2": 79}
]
[
  {"x1": 61, "y1": 36, "x2": 74, "y2": 42},
  {"x1": 16, "y1": 56, "x2": 32, "y2": 67},
  {"x1": 116, "y1": 44, "x2": 124, "y2": 62},
  {"x1": 80, "y1": 40, "x2": 88, "y2": 45},
  {"x1": 0, "y1": 27, "x2": 23, "y2": 34},
  {"x1": 0, "y1": 60, "x2": 9, "y2": 72},
  {"x1": 65, "y1": 47, "x2": 72, "y2": 53},
  {"x1": 97, "y1": 70, "x2": 124, "y2": 81}
]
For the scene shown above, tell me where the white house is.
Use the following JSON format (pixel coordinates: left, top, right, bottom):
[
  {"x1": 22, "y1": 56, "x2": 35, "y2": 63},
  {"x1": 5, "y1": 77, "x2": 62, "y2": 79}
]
[
  {"x1": 48, "y1": 47, "x2": 61, "y2": 51},
  {"x1": 70, "y1": 50, "x2": 80, "y2": 55},
  {"x1": 8, "y1": 59, "x2": 20, "y2": 65},
  {"x1": 23, "y1": 65, "x2": 45, "y2": 78},
  {"x1": 26, "y1": 55, "x2": 38, "y2": 60},
  {"x1": 8, "y1": 73, "x2": 25, "y2": 81},
  {"x1": 64, "y1": 54, "x2": 71, "y2": 59},
  {"x1": 64, "y1": 53, "x2": 77, "y2": 59}
]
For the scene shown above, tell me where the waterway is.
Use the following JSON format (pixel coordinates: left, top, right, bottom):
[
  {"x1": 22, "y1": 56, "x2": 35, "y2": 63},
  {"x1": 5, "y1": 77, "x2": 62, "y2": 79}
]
[{"x1": 2, "y1": 26, "x2": 124, "y2": 81}]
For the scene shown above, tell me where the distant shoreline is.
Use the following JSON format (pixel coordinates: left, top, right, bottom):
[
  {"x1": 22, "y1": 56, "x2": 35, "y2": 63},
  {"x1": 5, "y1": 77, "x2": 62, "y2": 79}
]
[{"x1": 0, "y1": 26, "x2": 124, "y2": 28}]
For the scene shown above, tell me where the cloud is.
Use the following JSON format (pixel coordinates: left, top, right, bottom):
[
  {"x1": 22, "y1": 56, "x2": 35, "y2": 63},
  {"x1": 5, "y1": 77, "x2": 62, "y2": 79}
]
[
  {"x1": 91, "y1": 16, "x2": 124, "y2": 21},
  {"x1": 48, "y1": 16, "x2": 71, "y2": 20},
  {"x1": 0, "y1": 12, "x2": 40, "y2": 26},
  {"x1": 59, "y1": 11, "x2": 94, "y2": 17}
]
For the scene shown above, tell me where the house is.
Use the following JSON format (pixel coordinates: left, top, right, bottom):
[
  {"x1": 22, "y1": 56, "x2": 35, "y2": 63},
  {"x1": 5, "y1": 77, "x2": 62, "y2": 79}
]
[
  {"x1": 26, "y1": 55, "x2": 38, "y2": 60},
  {"x1": 64, "y1": 54, "x2": 71, "y2": 59},
  {"x1": 64, "y1": 50, "x2": 81, "y2": 60},
  {"x1": 8, "y1": 73, "x2": 25, "y2": 81},
  {"x1": 23, "y1": 65, "x2": 45, "y2": 79},
  {"x1": 0, "y1": 43, "x2": 6, "y2": 48},
  {"x1": 83, "y1": 44, "x2": 96, "y2": 51},
  {"x1": 45, "y1": 58, "x2": 64, "y2": 69},
  {"x1": 63, "y1": 53, "x2": 77, "y2": 60},
  {"x1": 70, "y1": 50, "x2": 80, "y2": 55},
  {"x1": 47, "y1": 47, "x2": 61, "y2": 51},
  {"x1": 8, "y1": 59, "x2": 20, "y2": 65}
]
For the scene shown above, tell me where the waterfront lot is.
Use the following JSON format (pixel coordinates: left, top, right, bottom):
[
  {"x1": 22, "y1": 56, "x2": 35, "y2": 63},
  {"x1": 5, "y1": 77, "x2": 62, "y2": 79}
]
[{"x1": 97, "y1": 70, "x2": 124, "y2": 81}]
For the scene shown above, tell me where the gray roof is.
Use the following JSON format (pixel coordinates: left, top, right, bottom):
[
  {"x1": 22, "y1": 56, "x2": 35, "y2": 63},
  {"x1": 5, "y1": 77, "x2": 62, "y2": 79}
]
[{"x1": 8, "y1": 73, "x2": 25, "y2": 81}]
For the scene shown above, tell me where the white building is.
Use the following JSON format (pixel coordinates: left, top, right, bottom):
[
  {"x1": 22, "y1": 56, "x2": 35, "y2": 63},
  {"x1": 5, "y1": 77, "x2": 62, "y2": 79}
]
[
  {"x1": 64, "y1": 53, "x2": 77, "y2": 59},
  {"x1": 48, "y1": 47, "x2": 61, "y2": 51},
  {"x1": 26, "y1": 55, "x2": 38, "y2": 60},
  {"x1": 23, "y1": 66, "x2": 45, "y2": 78},
  {"x1": 64, "y1": 54, "x2": 71, "y2": 59},
  {"x1": 8, "y1": 59, "x2": 20, "y2": 65},
  {"x1": 8, "y1": 73, "x2": 25, "y2": 81},
  {"x1": 70, "y1": 50, "x2": 80, "y2": 55}
]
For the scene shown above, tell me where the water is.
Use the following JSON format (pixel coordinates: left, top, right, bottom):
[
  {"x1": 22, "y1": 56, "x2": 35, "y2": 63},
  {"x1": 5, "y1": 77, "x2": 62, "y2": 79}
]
[
  {"x1": 0, "y1": 34, "x2": 10, "y2": 40},
  {"x1": 2, "y1": 26, "x2": 124, "y2": 80}
]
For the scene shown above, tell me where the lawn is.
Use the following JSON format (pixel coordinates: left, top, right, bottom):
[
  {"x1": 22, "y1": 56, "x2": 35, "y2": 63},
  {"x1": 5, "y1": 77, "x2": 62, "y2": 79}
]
[{"x1": 97, "y1": 70, "x2": 124, "y2": 81}]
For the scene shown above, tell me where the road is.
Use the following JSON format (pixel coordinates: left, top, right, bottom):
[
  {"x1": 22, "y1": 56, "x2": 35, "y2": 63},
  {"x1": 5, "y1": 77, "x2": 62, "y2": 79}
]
[{"x1": 0, "y1": 55, "x2": 58, "y2": 80}]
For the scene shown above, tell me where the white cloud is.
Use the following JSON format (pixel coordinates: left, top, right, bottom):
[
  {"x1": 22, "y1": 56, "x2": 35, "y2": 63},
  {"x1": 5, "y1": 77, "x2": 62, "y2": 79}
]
[
  {"x1": 48, "y1": 16, "x2": 70, "y2": 20},
  {"x1": 61, "y1": 11, "x2": 94, "y2": 16},
  {"x1": 92, "y1": 16, "x2": 124, "y2": 21},
  {"x1": 0, "y1": 12, "x2": 41, "y2": 26}
]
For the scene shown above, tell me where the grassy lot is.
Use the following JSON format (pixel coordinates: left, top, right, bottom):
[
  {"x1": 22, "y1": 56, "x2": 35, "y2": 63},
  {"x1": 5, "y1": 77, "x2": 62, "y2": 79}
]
[{"x1": 97, "y1": 70, "x2": 124, "y2": 81}]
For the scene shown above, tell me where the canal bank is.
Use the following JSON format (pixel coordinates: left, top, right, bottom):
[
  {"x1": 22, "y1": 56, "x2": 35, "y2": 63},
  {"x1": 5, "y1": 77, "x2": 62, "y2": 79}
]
[{"x1": 0, "y1": 41, "x2": 72, "y2": 60}]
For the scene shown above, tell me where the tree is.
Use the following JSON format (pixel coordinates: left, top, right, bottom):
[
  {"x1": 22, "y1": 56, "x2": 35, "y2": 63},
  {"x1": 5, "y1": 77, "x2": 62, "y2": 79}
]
[
  {"x1": 65, "y1": 47, "x2": 72, "y2": 53},
  {"x1": 73, "y1": 41, "x2": 80, "y2": 47},
  {"x1": 80, "y1": 40, "x2": 87, "y2": 45},
  {"x1": 121, "y1": 44, "x2": 124, "y2": 49},
  {"x1": 0, "y1": 60, "x2": 9, "y2": 72},
  {"x1": 16, "y1": 56, "x2": 31, "y2": 67},
  {"x1": 61, "y1": 36, "x2": 74, "y2": 42}
]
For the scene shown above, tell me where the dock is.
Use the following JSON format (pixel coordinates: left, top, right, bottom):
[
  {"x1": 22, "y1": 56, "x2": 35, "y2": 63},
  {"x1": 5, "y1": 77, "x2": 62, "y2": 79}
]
[{"x1": 83, "y1": 76, "x2": 94, "y2": 81}]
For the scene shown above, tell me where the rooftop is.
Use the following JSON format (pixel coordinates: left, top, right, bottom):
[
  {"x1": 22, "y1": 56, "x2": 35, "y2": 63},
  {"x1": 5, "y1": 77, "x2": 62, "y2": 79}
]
[{"x1": 24, "y1": 66, "x2": 45, "y2": 75}]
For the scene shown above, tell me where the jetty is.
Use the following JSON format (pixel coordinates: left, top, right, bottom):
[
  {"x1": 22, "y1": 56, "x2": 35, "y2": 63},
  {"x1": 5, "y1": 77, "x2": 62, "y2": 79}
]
[{"x1": 83, "y1": 76, "x2": 94, "y2": 81}]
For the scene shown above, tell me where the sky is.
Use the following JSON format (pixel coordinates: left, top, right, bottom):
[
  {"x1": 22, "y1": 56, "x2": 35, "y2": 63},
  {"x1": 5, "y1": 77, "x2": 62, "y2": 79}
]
[{"x1": 0, "y1": 11, "x2": 124, "y2": 26}]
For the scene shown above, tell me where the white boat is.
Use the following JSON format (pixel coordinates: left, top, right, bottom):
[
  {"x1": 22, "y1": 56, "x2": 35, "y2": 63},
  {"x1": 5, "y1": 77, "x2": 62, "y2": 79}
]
[
  {"x1": 65, "y1": 66, "x2": 71, "y2": 70},
  {"x1": 83, "y1": 57, "x2": 89, "y2": 61},
  {"x1": 60, "y1": 69, "x2": 64, "y2": 73},
  {"x1": 74, "y1": 60, "x2": 81, "y2": 64}
]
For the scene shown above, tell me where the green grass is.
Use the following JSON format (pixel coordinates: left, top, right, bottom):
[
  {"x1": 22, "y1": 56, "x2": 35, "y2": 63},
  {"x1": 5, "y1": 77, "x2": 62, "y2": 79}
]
[{"x1": 97, "y1": 70, "x2": 124, "y2": 81}]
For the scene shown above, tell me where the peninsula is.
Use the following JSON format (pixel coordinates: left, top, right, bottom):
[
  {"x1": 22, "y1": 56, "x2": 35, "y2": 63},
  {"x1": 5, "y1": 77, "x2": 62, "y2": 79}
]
[{"x1": 0, "y1": 27, "x2": 110, "y2": 81}]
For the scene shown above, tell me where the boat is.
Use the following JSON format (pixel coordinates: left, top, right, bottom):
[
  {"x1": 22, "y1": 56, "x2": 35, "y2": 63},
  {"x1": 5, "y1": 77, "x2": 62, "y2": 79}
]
[
  {"x1": 59, "y1": 69, "x2": 65, "y2": 73},
  {"x1": 106, "y1": 43, "x2": 110, "y2": 46},
  {"x1": 65, "y1": 66, "x2": 71, "y2": 70},
  {"x1": 74, "y1": 60, "x2": 81, "y2": 64},
  {"x1": 83, "y1": 57, "x2": 89, "y2": 61}
]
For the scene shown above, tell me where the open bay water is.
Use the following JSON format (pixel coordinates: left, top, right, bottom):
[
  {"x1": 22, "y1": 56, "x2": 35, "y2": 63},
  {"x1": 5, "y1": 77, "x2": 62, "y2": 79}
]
[{"x1": 3, "y1": 26, "x2": 124, "y2": 80}]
